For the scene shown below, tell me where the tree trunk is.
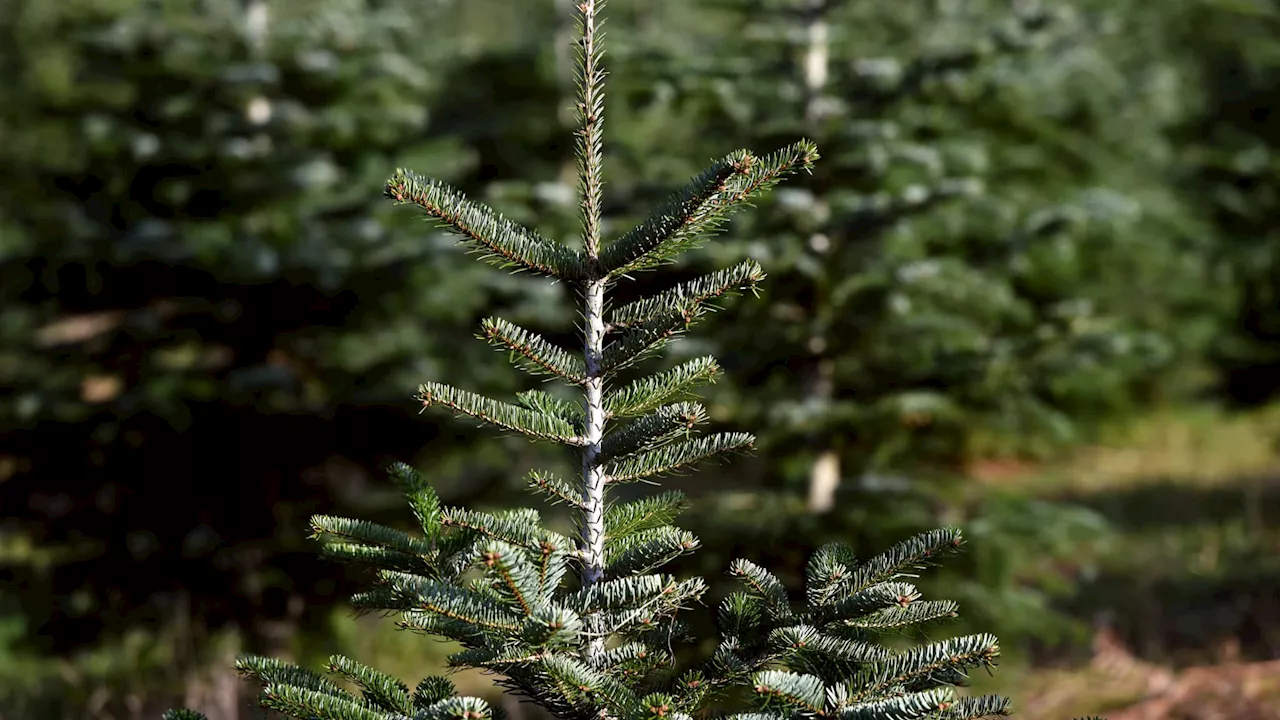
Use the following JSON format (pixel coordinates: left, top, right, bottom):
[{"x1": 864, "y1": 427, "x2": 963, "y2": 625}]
[
  {"x1": 801, "y1": 0, "x2": 840, "y2": 514},
  {"x1": 244, "y1": 0, "x2": 271, "y2": 127}
]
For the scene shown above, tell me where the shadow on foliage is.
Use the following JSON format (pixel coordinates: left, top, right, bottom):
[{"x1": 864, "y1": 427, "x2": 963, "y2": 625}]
[{"x1": 1050, "y1": 475, "x2": 1280, "y2": 663}]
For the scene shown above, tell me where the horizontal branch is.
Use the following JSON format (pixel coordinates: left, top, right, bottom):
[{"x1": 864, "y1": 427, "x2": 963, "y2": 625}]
[
  {"x1": 604, "y1": 356, "x2": 721, "y2": 418},
  {"x1": 481, "y1": 317, "x2": 587, "y2": 383},
  {"x1": 609, "y1": 260, "x2": 767, "y2": 330},
  {"x1": 605, "y1": 432, "x2": 755, "y2": 484},
  {"x1": 601, "y1": 314, "x2": 688, "y2": 374},
  {"x1": 599, "y1": 402, "x2": 706, "y2": 462},
  {"x1": 387, "y1": 169, "x2": 588, "y2": 282},
  {"x1": 417, "y1": 382, "x2": 585, "y2": 446}
]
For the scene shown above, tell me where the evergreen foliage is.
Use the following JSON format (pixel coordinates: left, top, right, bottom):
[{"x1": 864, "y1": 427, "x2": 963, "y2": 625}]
[
  {"x1": 1176, "y1": 0, "x2": 1280, "y2": 404},
  {"x1": 661, "y1": 0, "x2": 1216, "y2": 508},
  {"x1": 0, "y1": 0, "x2": 549, "y2": 693},
  {"x1": 170, "y1": 2, "x2": 1100, "y2": 719}
]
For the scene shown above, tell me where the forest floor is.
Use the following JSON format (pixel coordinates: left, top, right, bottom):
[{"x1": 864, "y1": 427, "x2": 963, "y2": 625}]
[{"x1": 965, "y1": 405, "x2": 1280, "y2": 719}]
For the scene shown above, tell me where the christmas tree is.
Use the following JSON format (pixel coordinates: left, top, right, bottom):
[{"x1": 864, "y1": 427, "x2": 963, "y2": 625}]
[
  {"x1": 663, "y1": 0, "x2": 1207, "y2": 513},
  {"x1": 168, "y1": 3, "x2": 1101, "y2": 719},
  {"x1": 0, "y1": 1, "x2": 559, "y2": 713}
]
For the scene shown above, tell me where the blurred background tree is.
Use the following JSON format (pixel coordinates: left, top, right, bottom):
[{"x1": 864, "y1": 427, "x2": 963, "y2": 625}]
[
  {"x1": 1175, "y1": 0, "x2": 1280, "y2": 405},
  {"x1": 665, "y1": 0, "x2": 1217, "y2": 506},
  {"x1": 1, "y1": 0, "x2": 1277, "y2": 718},
  {"x1": 598, "y1": 0, "x2": 1230, "y2": 655},
  {"x1": 0, "y1": 0, "x2": 567, "y2": 714}
]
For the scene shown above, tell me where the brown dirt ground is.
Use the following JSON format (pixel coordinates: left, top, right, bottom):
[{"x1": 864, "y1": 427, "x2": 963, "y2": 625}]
[{"x1": 1014, "y1": 627, "x2": 1280, "y2": 720}]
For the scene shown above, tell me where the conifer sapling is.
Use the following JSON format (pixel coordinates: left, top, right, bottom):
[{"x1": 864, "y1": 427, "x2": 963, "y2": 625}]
[{"x1": 168, "y1": 2, "x2": 1103, "y2": 719}]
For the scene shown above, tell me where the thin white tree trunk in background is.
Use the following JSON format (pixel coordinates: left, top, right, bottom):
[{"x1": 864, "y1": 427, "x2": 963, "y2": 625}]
[
  {"x1": 245, "y1": 0, "x2": 271, "y2": 127},
  {"x1": 801, "y1": 0, "x2": 841, "y2": 514}
]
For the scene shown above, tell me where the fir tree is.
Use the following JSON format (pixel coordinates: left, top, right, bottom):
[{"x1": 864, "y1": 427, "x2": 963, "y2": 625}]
[
  {"x1": 169, "y1": 3, "x2": 1101, "y2": 719},
  {"x1": 1178, "y1": 0, "x2": 1280, "y2": 404},
  {"x1": 0, "y1": 5, "x2": 564, "y2": 711},
  {"x1": 661, "y1": 0, "x2": 1210, "y2": 513},
  {"x1": 0, "y1": 1, "x2": 546, "y2": 712}
]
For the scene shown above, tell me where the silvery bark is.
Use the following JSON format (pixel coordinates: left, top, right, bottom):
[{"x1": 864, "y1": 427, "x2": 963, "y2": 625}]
[
  {"x1": 575, "y1": 0, "x2": 609, "y2": 666},
  {"x1": 801, "y1": 0, "x2": 842, "y2": 514}
]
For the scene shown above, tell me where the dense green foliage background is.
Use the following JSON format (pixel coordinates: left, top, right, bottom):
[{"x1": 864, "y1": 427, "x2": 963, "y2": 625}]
[{"x1": 1, "y1": 0, "x2": 1278, "y2": 717}]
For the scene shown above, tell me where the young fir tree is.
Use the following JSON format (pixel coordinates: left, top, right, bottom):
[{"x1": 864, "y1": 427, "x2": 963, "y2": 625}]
[
  {"x1": 653, "y1": 0, "x2": 1206, "y2": 515},
  {"x1": 1179, "y1": 0, "x2": 1280, "y2": 404},
  {"x1": 169, "y1": 3, "x2": 1103, "y2": 719},
  {"x1": 0, "y1": 0, "x2": 546, "y2": 712}
]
